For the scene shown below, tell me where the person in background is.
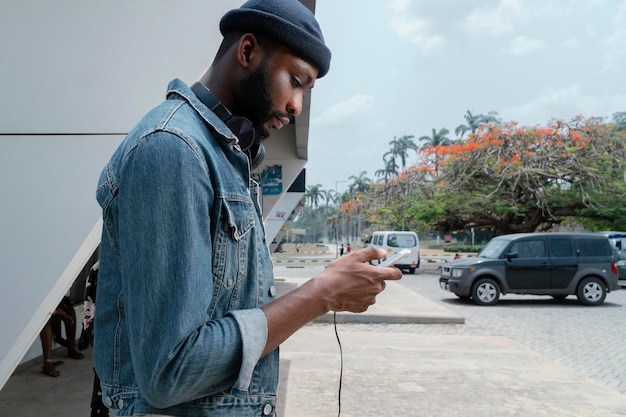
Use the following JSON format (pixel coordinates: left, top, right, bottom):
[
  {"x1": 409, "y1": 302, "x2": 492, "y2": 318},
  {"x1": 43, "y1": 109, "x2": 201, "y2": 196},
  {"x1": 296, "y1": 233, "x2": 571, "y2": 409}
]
[
  {"x1": 347, "y1": 243, "x2": 351, "y2": 254},
  {"x1": 51, "y1": 295, "x2": 85, "y2": 360},
  {"x1": 39, "y1": 296, "x2": 84, "y2": 377},
  {"x1": 39, "y1": 318, "x2": 62, "y2": 377},
  {"x1": 80, "y1": 260, "x2": 109, "y2": 417},
  {"x1": 93, "y1": 1, "x2": 401, "y2": 416}
]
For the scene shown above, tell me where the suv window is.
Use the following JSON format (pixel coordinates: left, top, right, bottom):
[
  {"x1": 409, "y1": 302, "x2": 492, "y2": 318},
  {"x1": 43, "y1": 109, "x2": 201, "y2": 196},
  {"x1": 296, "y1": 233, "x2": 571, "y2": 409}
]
[
  {"x1": 510, "y1": 239, "x2": 546, "y2": 258},
  {"x1": 478, "y1": 239, "x2": 509, "y2": 259},
  {"x1": 549, "y1": 238, "x2": 574, "y2": 257},
  {"x1": 578, "y1": 238, "x2": 609, "y2": 256}
]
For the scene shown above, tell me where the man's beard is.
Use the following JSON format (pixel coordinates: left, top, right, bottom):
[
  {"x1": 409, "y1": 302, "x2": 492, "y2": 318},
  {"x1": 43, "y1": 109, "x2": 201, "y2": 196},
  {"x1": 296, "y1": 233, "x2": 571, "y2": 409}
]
[{"x1": 238, "y1": 58, "x2": 273, "y2": 141}]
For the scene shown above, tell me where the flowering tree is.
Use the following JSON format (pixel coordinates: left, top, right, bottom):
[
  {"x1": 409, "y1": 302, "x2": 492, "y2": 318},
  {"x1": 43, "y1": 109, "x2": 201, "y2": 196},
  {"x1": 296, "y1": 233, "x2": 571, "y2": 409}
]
[{"x1": 366, "y1": 116, "x2": 626, "y2": 234}]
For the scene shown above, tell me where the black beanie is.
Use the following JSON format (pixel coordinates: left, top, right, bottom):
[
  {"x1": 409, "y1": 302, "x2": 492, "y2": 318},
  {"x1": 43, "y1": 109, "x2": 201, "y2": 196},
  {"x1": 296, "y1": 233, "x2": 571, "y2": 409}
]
[{"x1": 220, "y1": 0, "x2": 331, "y2": 78}]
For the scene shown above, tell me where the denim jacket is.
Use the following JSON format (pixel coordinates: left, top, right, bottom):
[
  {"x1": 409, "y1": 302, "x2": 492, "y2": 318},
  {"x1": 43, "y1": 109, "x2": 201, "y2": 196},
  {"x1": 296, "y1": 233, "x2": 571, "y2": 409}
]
[{"x1": 93, "y1": 79, "x2": 278, "y2": 416}]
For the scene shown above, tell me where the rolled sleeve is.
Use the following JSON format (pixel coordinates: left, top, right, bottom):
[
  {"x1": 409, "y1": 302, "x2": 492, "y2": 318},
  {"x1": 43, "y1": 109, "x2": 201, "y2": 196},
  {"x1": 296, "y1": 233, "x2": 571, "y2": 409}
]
[{"x1": 227, "y1": 308, "x2": 268, "y2": 396}]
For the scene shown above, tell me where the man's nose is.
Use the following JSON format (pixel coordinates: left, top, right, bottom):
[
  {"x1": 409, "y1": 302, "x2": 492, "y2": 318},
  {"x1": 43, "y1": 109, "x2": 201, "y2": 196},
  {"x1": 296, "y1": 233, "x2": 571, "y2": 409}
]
[{"x1": 287, "y1": 92, "x2": 304, "y2": 117}]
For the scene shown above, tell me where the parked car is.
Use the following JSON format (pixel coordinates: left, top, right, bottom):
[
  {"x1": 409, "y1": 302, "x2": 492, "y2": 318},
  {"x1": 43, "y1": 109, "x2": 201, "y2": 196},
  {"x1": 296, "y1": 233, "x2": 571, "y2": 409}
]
[
  {"x1": 369, "y1": 231, "x2": 420, "y2": 274},
  {"x1": 439, "y1": 232, "x2": 619, "y2": 306},
  {"x1": 597, "y1": 231, "x2": 626, "y2": 280}
]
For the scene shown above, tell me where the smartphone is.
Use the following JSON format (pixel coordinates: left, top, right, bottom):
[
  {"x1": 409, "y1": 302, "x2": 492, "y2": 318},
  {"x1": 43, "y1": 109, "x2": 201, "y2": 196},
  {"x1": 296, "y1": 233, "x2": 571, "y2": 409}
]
[{"x1": 377, "y1": 249, "x2": 411, "y2": 268}]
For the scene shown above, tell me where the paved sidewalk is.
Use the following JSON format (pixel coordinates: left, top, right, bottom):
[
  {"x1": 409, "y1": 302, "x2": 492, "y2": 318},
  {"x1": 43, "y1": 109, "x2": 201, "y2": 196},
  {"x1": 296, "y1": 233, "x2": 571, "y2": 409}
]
[
  {"x1": 276, "y1": 279, "x2": 465, "y2": 325},
  {"x1": 279, "y1": 326, "x2": 626, "y2": 417},
  {"x1": 2, "y1": 269, "x2": 626, "y2": 417}
]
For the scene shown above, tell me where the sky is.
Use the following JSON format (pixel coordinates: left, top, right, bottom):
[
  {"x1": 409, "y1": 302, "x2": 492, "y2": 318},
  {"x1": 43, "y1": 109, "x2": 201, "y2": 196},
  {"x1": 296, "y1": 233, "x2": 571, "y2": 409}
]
[{"x1": 305, "y1": 0, "x2": 626, "y2": 193}]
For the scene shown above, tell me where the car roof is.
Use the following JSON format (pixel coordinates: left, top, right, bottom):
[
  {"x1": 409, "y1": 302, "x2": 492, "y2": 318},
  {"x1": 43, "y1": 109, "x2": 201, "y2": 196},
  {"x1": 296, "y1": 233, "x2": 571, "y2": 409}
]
[
  {"x1": 597, "y1": 231, "x2": 626, "y2": 238},
  {"x1": 493, "y1": 232, "x2": 607, "y2": 241},
  {"x1": 373, "y1": 231, "x2": 416, "y2": 234}
]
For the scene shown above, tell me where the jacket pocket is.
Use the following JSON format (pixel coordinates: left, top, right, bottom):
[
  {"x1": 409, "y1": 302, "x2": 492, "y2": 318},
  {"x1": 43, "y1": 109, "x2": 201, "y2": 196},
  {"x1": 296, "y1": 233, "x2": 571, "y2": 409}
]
[{"x1": 211, "y1": 192, "x2": 256, "y2": 290}]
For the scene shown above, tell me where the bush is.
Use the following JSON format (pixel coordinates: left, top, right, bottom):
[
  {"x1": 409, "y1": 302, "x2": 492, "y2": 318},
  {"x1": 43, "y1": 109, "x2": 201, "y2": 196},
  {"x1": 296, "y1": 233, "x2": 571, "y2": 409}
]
[{"x1": 443, "y1": 245, "x2": 484, "y2": 253}]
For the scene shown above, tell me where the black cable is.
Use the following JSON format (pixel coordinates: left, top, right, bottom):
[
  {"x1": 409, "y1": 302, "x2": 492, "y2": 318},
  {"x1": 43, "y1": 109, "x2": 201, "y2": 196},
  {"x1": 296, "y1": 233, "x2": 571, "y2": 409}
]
[{"x1": 333, "y1": 311, "x2": 343, "y2": 417}]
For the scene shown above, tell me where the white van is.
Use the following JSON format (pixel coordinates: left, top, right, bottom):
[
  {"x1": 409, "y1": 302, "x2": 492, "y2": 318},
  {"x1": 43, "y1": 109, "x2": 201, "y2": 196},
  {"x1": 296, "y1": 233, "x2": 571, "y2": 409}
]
[{"x1": 369, "y1": 231, "x2": 420, "y2": 274}]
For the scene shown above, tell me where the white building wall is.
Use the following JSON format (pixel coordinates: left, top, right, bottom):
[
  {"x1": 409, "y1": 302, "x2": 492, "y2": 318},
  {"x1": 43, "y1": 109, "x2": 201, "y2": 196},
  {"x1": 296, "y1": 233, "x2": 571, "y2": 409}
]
[{"x1": 0, "y1": 0, "x2": 316, "y2": 389}]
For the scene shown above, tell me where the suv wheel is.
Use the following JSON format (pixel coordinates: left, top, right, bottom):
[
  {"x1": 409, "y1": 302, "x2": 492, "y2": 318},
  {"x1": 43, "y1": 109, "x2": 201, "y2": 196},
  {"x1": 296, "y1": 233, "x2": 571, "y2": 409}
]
[
  {"x1": 576, "y1": 277, "x2": 606, "y2": 306},
  {"x1": 472, "y1": 278, "x2": 500, "y2": 306}
]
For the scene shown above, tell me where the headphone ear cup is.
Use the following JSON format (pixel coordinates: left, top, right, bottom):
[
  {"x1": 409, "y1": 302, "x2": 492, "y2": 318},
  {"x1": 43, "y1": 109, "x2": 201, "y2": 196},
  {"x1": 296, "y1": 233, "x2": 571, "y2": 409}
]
[
  {"x1": 247, "y1": 143, "x2": 265, "y2": 170},
  {"x1": 226, "y1": 116, "x2": 255, "y2": 151},
  {"x1": 238, "y1": 133, "x2": 255, "y2": 152}
]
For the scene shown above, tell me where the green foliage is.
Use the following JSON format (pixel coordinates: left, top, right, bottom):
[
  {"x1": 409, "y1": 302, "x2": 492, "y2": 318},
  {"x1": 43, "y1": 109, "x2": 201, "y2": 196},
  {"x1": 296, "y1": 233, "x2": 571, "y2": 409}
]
[
  {"x1": 402, "y1": 117, "x2": 626, "y2": 233},
  {"x1": 443, "y1": 245, "x2": 484, "y2": 253},
  {"x1": 612, "y1": 111, "x2": 626, "y2": 131},
  {"x1": 300, "y1": 112, "x2": 626, "y2": 240},
  {"x1": 419, "y1": 127, "x2": 452, "y2": 149}
]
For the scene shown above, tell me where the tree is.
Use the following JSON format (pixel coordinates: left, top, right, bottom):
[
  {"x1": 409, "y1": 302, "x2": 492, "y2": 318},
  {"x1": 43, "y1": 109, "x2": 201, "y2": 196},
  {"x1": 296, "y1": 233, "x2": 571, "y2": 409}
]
[
  {"x1": 374, "y1": 152, "x2": 398, "y2": 182},
  {"x1": 388, "y1": 135, "x2": 417, "y2": 169},
  {"x1": 305, "y1": 184, "x2": 324, "y2": 208},
  {"x1": 321, "y1": 189, "x2": 337, "y2": 207},
  {"x1": 454, "y1": 110, "x2": 501, "y2": 139},
  {"x1": 419, "y1": 128, "x2": 452, "y2": 175},
  {"x1": 348, "y1": 171, "x2": 371, "y2": 194},
  {"x1": 612, "y1": 111, "x2": 626, "y2": 132},
  {"x1": 419, "y1": 128, "x2": 452, "y2": 149},
  {"x1": 407, "y1": 117, "x2": 626, "y2": 234},
  {"x1": 319, "y1": 189, "x2": 338, "y2": 242}
]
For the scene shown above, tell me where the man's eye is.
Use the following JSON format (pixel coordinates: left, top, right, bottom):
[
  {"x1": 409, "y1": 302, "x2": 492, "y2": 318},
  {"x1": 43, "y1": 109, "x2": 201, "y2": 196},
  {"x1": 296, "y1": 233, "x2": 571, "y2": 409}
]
[{"x1": 292, "y1": 77, "x2": 302, "y2": 88}]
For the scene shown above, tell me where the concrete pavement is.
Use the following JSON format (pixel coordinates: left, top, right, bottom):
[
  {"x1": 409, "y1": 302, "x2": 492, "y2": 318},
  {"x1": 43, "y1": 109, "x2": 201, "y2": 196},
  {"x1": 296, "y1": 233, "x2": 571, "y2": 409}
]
[
  {"x1": 275, "y1": 278, "x2": 465, "y2": 325},
  {"x1": 2, "y1": 270, "x2": 626, "y2": 416}
]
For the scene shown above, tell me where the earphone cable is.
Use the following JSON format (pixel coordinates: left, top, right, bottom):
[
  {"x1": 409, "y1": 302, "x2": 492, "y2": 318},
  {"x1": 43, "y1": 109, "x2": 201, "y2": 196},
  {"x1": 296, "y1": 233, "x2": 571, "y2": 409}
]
[{"x1": 333, "y1": 311, "x2": 343, "y2": 417}]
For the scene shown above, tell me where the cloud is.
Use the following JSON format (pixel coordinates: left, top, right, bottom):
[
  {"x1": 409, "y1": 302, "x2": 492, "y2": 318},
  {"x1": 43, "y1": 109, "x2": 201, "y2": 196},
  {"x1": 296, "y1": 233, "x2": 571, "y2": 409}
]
[
  {"x1": 614, "y1": 0, "x2": 626, "y2": 24},
  {"x1": 390, "y1": 14, "x2": 428, "y2": 40},
  {"x1": 389, "y1": 10, "x2": 446, "y2": 51},
  {"x1": 501, "y1": 85, "x2": 626, "y2": 126},
  {"x1": 312, "y1": 94, "x2": 375, "y2": 128},
  {"x1": 503, "y1": 36, "x2": 546, "y2": 55},
  {"x1": 563, "y1": 37, "x2": 579, "y2": 49},
  {"x1": 388, "y1": 0, "x2": 410, "y2": 13},
  {"x1": 466, "y1": 0, "x2": 522, "y2": 36},
  {"x1": 601, "y1": 25, "x2": 626, "y2": 73}
]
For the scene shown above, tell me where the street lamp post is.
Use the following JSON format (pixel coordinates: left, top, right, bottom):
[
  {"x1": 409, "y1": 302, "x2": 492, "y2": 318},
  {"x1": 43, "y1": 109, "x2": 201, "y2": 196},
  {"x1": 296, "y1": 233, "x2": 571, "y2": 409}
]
[{"x1": 335, "y1": 180, "x2": 347, "y2": 258}]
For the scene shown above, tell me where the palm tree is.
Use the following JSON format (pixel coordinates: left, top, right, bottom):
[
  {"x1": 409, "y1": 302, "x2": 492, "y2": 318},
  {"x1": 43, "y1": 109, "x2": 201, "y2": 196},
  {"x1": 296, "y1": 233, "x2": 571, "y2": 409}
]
[
  {"x1": 419, "y1": 127, "x2": 452, "y2": 149},
  {"x1": 348, "y1": 171, "x2": 371, "y2": 194},
  {"x1": 322, "y1": 189, "x2": 337, "y2": 207},
  {"x1": 455, "y1": 110, "x2": 483, "y2": 139},
  {"x1": 305, "y1": 184, "x2": 324, "y2": 208},
  {"x1": 388, "y1": 134, "x2": 417, "y2": 169},
  {"x1": 419, "y1": 128, "x2": 452, "y2": 176},
  {"x1": 455, "y1": 110, "x2": 501, "y2": 139},
  {"x1": 376, "y1": 155, "x2": 399, "y2": 181},
  {"x1": 320, "y1": 189, "x2": 337, "y2": 243},
  {"x1": 304, "y1": 184, "x2": 327, "y2": 243},
  {"x1": 347, "y1": 171, "x2": 370, "y2": 243}
]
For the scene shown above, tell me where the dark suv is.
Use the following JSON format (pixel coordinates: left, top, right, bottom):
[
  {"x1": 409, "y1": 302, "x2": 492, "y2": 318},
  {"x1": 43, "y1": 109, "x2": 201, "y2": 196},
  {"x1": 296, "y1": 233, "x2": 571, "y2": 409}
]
[{"x1": 439, "y1": 232, "x2": 620, "y2": 306}]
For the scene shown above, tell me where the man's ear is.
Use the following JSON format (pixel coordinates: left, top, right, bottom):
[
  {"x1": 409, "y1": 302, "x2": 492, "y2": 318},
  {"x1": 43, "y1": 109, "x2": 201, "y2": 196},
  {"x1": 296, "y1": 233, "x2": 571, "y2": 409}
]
[{"x1": 237, "y1": 33, "x2": 260, "y2": 68}]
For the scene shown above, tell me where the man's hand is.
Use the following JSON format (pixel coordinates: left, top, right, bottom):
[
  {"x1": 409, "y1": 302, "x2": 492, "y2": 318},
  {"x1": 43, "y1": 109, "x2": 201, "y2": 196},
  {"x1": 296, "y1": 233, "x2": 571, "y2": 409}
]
[
  {"x1": 261, "y1": 246, "x2": 402, "y2": 356},
  {"x1": 313, "y1": 247, "x2": 403, "y2": 313}
]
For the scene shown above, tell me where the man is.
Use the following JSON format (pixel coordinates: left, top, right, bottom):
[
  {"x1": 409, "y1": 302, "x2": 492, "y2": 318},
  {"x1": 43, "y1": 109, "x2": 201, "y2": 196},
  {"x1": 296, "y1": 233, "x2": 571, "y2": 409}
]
[{"x1": 93, "y1": 1, "x2": 402, "y2": 416}]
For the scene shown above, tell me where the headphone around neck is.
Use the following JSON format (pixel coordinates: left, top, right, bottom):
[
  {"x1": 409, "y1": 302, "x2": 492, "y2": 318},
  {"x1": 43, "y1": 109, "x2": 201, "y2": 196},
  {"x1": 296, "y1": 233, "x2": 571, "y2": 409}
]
[{"x1": 190, "y1": 82, "x2": 265, "y2": 170}]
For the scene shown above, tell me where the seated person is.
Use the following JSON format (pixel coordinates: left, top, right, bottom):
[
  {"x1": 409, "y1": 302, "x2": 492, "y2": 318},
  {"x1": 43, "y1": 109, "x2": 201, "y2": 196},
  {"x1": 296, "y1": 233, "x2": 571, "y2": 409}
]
[
  {"x1": 40, "y1": 296, "x2": 84, "y2": 377},
  {"x1": 52, "y1": 295, "x2": 85, "y2": 359}
]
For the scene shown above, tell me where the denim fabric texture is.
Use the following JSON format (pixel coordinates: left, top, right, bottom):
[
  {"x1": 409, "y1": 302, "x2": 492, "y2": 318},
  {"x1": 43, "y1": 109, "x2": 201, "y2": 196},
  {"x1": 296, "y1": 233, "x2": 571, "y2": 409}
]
[{"x1": 93, "y1": 79, "x2": 278, "y2": 416}]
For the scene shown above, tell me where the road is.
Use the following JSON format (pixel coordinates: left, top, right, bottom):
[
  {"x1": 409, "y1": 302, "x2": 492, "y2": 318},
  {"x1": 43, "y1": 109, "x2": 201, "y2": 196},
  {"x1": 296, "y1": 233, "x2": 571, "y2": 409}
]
[{"x1": 398, "y1": 270, "x2": 626, "y2": 396}]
